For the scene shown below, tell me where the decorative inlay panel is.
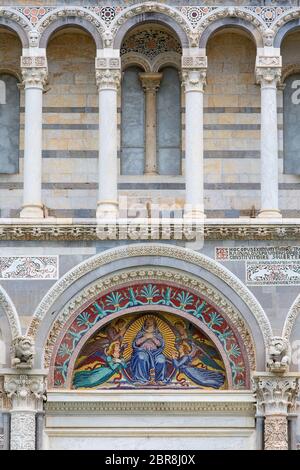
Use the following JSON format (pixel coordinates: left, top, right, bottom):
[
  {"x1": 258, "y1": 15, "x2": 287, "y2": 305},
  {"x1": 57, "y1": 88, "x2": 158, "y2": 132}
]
[
  {"x1": 121, "y1": 28, "x2": 182, "y2": 60},
  {"x1": 216, "y1": 246, "x2": 300, "y2": 262},
  {"x1": 0, "y1": 256, "x2": 58, "y2": 280},
  {"x1": 246, "y1": 261, "x2": 300, "y2": 286}
]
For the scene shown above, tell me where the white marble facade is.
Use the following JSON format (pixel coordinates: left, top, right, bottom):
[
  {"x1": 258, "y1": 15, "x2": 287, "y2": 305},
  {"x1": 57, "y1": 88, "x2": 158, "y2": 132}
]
[{"x1": 0, "y1": 1, "x2": 300, "y2": 452}]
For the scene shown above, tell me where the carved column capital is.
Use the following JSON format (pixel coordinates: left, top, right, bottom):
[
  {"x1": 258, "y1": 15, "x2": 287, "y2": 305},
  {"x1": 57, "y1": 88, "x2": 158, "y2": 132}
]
[
  {"x1": 255, "y1": 56, "x2": 282, "y2": 88},
  {"x1": 95, "y1": 57, "x2": 121, "y2": 91},
  {"x1": 4, "y1": 373, "x2": 47, "y2": 411},
  {"x1": 21, "y1": 56, "x2": 48, "y2": 89},
  {"x1": 139, "y1": 72, "x2": 162, "y2": 93},
  {"x1": 252, "y1": 374, "x2": 299, "y2": 416},
  {"x1": 182, "y1": 68, "x2": 207, "y2": 93},
  {"x1": 96, "y1": 69, "x2": 121, "y2": 91}
]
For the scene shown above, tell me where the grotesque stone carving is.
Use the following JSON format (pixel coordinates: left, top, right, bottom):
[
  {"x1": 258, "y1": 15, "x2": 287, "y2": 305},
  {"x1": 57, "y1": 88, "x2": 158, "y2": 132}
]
[
  {"x1": 267, "y1": 337, "x2": 291, "y2": 373},
  {"x1": 11, "y1": 336, "x2": 34, "y2": 369}
]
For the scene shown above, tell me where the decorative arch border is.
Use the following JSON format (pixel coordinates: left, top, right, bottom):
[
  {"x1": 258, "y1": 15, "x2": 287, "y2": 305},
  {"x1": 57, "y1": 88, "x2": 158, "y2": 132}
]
[
  {"x1": 27, "y1": 243, "x2": 271, "y2": 345},
  {"x1": 198, "y1": 16, "x2": 264, "y2": 49},
  {"x1": 197, "y1": 7, "x2": 265, "y2": 48},
  {"x1": 282, "y1": 293, "x2": 300, "y2": 342},
  {"x1": 0, "y1": 68, "x2": 22, "y2": 83},
  {"x1": 121, "y1": 52, "x2": 151, "y2": 73},
  {"x1": 0, "y1": 12, "x2": 31, "y2": 47},
  {"x1": 121, "y1": 51, "x2": 181, "y2": 73},
  {"x1": 281, "y1": 63, "x2": 300, "y2": 83},
  {"x1": 36, "y1": 7, "x2": 106, "y2": 48},
  {"x1": 0, "y1": 285, "x2": 21, "y2": 340},
  {"x1": 273, "y1": 9, "x2": 300, "y2": 47},
  {"x1": 112, "y1": 9, "x2": 190, "y2": 49},
  {"x1": 47, "y1": 269, "x2": 254, "y2": 390}
]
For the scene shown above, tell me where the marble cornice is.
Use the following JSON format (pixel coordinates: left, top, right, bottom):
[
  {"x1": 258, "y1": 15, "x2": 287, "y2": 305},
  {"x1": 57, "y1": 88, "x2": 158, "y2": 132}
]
[
  {"x1": 45, "y1": 400, "x2": 255, "y2": 415},
  {"x1": 0, "y1": 220, "x2": 299, "y2": 241}
]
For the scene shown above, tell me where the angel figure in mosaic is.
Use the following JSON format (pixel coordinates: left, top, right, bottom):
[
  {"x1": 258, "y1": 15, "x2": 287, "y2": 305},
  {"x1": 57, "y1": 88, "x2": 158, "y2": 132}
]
[
  {"x1": 73, "y1": 340, "x2": 127, "y2": 389},
  {"x1": 172, "y1": 340, "x2": 225, "y2": 389}
]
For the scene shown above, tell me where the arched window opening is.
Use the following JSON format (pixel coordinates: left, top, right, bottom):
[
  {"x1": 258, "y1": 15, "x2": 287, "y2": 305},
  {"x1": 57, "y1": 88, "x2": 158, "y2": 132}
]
[
  {"x1": 121, "y1": 66, "x2": 145, "y2": 175},
  {"x1": 0, "y1": 74, "x2": 20, "y2": 174},
  {"x1": 157, "y1": 67, "x2": 181, "y2": 175},
  {"x1": 120, "y1": 25, "x2": 182, "y2": 176},
  {"x1": 283, "y1": 74, "x2": 300, "y2": 174}
]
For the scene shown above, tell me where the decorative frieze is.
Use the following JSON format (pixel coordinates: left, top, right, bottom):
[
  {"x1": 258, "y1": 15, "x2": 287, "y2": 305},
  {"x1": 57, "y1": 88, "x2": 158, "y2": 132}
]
[
  {"x1": 0, "y1": 223, "x2": 299, "y2": 241},
  {"x1": 0, "y1": 256, "x2": 58, "y2": 280},
  {"x1": 246, "y1": 261, "x2": 300, "y2": 286},
  {"x1": 216, "y1": 246, "x2": 300, "y2": 262}
]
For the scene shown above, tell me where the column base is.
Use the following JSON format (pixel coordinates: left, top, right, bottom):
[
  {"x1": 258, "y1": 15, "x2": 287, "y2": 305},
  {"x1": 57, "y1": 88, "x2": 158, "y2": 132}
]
[
  {"x1": 96, "y1": 201, "x2": 119, "y2": 220},
  {"x1": 257, "y1": 209, "x2": 282, "y2": 218},
  {"x1": 184, "y1": 207, "x2": 206, "y2": 220},
  {"x1": 20, "y1": 204, "x2": 45, "y2": 219}
]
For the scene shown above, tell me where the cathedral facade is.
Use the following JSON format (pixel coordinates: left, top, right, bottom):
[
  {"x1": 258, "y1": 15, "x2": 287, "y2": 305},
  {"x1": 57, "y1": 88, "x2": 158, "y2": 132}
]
[{"x1": 0, "y1": 0, "x2": 300, "y2": 451}]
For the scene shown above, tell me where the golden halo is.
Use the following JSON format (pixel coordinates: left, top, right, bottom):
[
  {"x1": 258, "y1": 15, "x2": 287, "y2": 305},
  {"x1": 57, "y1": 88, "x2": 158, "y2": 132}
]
[{"x1": 122, "y1": 314, "x2": 176, "y2": 361}]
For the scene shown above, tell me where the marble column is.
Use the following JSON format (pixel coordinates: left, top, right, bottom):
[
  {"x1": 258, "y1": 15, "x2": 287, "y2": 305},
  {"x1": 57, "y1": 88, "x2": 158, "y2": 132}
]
[
  {"x1": 139, "y1": 73, "x2": 162, "y2": 175},
  {"x1": 4, "y1": 373, "x2": 46, "y2": 450},
  {"x1": 256, "y1": 60, "x2": 282, "y2": 218},
  {"x1": 20, "y1": 57, "x2": 48, "y2": 219},
  {"x1": 182, "y1": 57, "x2": 207, "y2": 218},
  {"x1": 96, "y1": 58, "x2": 121, "y2": 219},
  {"x1": 252, "y1": 374, "x2": 300, "y2": 450}
]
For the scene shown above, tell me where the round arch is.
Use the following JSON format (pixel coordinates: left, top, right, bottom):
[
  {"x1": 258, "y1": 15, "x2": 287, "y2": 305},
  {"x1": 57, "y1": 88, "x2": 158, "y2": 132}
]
[
  {"x1": 39, "y1": 15, "x2": 103, "y2": 49},
  {"x1": 274, "y1": 17, "x2": 300, "y2": 48},
  {"x1": 27, "y1": 244, "x2": 271, "y2": 373},
  {"x1": 0, "y1": 17, "x2": 29, "y2": 48},
  {"x1": 64, "y1": 307, "x2": 234, "y2": 390},
  {"x1": 113, "y1": 13, "x2": 189, "y2": 50},
  {"x1": 282, "y1": 292, "x2": 300, "y2": 342},
  {"x1": 199, "y1": 17, "x2": 263, "y2": 49},
  {"x1": 0, "y1": 284, "x2": 21, "y2": 341}
]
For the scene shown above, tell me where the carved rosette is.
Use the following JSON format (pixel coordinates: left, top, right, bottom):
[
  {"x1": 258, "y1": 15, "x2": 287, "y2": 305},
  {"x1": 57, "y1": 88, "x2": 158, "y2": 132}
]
[{"x1": 252, "y1": 375, "x2": 300, "y2": 450}]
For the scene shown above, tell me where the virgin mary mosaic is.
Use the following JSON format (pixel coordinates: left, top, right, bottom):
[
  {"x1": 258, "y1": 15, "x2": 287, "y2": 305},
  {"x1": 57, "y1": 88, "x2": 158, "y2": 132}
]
[{"x1": 72, "y1": 313, "x2": 226, "y2": 390}]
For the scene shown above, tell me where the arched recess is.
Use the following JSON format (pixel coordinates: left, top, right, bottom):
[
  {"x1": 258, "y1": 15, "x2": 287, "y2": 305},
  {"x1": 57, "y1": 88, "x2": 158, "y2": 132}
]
[
  {"x1": 27, "y1": 244, "x2": 272, "y2": 373},
  {"x1": 199, "y1": 17, "x2": 264, "y2": 49},
  {"x1": 39, "y1": 16, "x2": 103, "y2": 49},
  {"x1": 61, "y1": 310, "x2": 235, "y2": 391},
  {"x1": 274, "y1": 19, "x2": 300, "y2": 48},
  {"x1": 0, "y1": 285, "x2": 21, "y2": 366},
  {"x1": 113, "y1": 12, "x2": 189, "y2": 50},
  {"x1": 0, "y1": 17, "x2": 29, "y2": 48}
]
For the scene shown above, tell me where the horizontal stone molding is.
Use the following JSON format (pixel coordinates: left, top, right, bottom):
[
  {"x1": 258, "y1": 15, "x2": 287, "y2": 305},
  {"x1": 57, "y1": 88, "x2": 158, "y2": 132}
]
[
  {"x1": 0, "y1": 223, "x2": 299, "y2": 241},
  {"x1": 45, "y1": 400, "x2": 255, "y2": 415}
]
